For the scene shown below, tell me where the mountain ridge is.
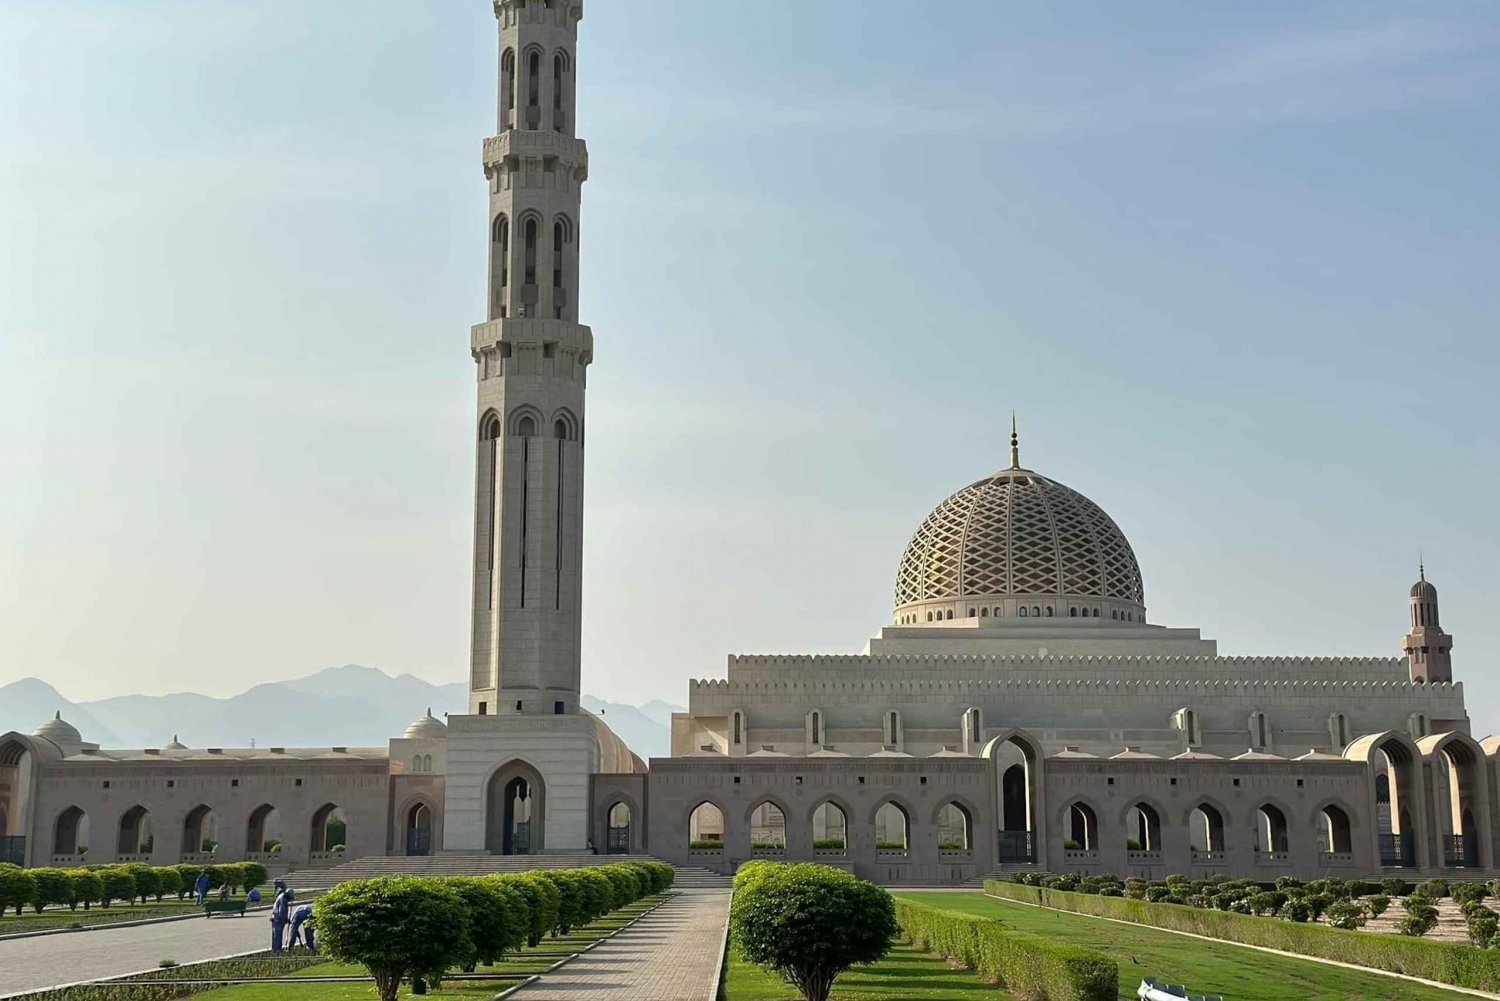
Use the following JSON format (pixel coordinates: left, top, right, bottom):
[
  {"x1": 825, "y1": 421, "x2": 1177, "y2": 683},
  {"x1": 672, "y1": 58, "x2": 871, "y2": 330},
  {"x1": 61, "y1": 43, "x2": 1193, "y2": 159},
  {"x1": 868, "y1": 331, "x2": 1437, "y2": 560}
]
[{"x1": 0, "y1": 667, "x2": 681, "y2": 760}]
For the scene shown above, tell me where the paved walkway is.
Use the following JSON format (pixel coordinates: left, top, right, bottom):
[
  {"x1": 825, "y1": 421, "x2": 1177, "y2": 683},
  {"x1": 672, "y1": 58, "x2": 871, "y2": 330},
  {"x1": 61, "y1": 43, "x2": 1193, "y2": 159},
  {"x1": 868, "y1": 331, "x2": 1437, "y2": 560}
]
[
  {"x1": 0, "y1": 915, "x2": 267, "y2": 997},
  {"x1": 513, "y1": 889, "x2": 731, "y2": 1001}
]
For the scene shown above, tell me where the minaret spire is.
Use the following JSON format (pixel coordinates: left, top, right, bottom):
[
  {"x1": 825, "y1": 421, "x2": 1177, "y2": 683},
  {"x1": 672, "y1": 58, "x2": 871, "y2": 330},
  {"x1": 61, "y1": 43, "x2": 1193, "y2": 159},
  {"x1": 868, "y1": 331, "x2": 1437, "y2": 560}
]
[{"x1": 1009, "y1": 412, "x2": 1021, "y2": 470}]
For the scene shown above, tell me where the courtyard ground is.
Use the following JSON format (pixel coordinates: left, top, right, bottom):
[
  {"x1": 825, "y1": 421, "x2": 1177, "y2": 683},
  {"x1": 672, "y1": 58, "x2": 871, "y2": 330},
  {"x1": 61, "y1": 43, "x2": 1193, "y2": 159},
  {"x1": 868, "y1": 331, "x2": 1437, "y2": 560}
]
[
  {"x1": 896, "y1": 891, "x2": 1484, "y2": 1001},
  {"x1": 723, "y1": 939, "x2": 999, "y2": 1000}
]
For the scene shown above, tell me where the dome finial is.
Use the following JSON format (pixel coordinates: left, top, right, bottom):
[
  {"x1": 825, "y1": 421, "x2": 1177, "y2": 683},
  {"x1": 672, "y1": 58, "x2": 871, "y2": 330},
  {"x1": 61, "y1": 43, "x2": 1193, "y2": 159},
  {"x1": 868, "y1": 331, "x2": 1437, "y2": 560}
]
[{"x1": 1009, "y1": 411, "x2": 1020, "y2": 470}]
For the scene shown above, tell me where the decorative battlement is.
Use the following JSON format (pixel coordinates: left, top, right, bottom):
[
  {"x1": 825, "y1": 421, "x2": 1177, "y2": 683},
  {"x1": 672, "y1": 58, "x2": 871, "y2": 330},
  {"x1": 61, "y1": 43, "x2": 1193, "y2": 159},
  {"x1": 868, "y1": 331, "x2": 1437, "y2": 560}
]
[
  {"x1": 723, "y1": 653, "x2": 1408, "y2": 670},
  {"x1": 690, "y1": 675, "x2": 1463, "y2": 696}
]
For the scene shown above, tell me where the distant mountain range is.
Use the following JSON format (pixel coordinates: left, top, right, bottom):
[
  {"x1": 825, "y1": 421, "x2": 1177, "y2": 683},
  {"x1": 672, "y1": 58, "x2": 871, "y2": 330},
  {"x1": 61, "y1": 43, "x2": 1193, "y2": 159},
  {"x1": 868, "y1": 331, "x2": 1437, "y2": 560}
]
[{"x1": 0, "y1": 666, "x2": 682, "y2": 760}]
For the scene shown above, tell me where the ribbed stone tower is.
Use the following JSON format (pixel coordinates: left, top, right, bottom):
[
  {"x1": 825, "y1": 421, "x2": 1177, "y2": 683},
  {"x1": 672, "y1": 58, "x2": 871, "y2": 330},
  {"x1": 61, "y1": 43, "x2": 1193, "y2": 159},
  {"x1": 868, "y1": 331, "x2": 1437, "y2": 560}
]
[{"x1": 468, "y1": 0, "x2": 590, "y2": 717}]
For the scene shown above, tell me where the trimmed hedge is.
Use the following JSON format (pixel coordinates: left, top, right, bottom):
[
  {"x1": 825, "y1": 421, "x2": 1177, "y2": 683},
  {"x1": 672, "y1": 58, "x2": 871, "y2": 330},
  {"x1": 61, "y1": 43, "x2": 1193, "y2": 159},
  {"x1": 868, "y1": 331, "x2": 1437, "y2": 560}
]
[
  {"x1": 897, "y1": 898, "x2": 1116, "y2": 1001},
  {"x1": 986, "y1": 880, "x2": 1500, "y2": 993}
]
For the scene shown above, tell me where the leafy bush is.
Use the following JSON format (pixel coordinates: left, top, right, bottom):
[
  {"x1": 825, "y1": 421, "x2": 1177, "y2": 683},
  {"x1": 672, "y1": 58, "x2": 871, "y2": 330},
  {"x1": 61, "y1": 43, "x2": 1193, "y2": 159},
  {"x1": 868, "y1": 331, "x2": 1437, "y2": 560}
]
[
  {"x1": 156, "y1": 867, "x2": 183, "y2": 901},
  {"x1": 1144, "y1": 886, "x2": 1171, "y2": 903},
  {"x1": 500, "y1": 872, "x2": 560, "y2": 948},
  {"x1": 1381, "y1": 877, "x2": 1412, "y2": 897},
  {"x1": 1303, "y1": 893, "x2": 1332, "y2": 921},
  {"x1": 1467, "y1": 908, "x2": 1499, "y2": 949},
  {"x1": 315, "y1": 876, "x2": 471, "y2": 1001},
  {"x1": 1453, "y1": 883, "x2": 1490, "y2": 906},
  {"x1": 689, "y1": 839, "x2": 722, "y2": 849},
  {"x1": 0, "y1": 865, "x2": 37, "y2": 916},
  {"x1": 732, "y1": 862, "x2": 897, "y2": 1001},
  {"x1": 1325, "y1": 901, "x2": 1366, "y2": 931},
  {"x1": 1249, "y1": 891, "x2": 1287, "y2": 916},
  {"x1": 1403, "y1": 893, "x2": 1435, "y2": 913},
  {"x1": 1364, "y1": 894, "x2": 1391, "y2": 919},
  {"x1": 27, "y1": 868, "x2": 73, "y2": 913},
  {"x1": 99, "y1": 868, "x2": 138, "y2": 908},
  {"x1": 1398, "y1": 905, "x2": 1439, "y2": 938},
  {"x1": 897, "y1": 898, "x2": 1115, "y2": 1001},
  {"x1": 444, "y1": 877, "x2": 524, "y2": 969},
  {"x1": 986, "y1": 880, "x2": 1500, "y2": 993},
  {"x1": 67, "y1": 868, "x2": 103, "y2": 911},
  {"x1": 1280, "y1": 899, "x2": 1312, "y2": 923},
  {"x1": 812, "y1": 838, "x2": 845, "y2": 849},
  {"x1": 1417, "y1": 879, "x2": 1450, "y2": 900},
  {"x1": 125, "y1": 864, "x2": 161, "y2": 904}
]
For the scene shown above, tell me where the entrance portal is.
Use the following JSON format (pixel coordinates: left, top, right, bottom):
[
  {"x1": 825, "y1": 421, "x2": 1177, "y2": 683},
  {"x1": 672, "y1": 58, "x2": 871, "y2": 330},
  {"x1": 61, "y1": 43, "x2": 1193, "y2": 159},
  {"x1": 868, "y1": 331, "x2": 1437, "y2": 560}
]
[{"x1": 485, "y1": 761, "x2": 546, "y2": 855}]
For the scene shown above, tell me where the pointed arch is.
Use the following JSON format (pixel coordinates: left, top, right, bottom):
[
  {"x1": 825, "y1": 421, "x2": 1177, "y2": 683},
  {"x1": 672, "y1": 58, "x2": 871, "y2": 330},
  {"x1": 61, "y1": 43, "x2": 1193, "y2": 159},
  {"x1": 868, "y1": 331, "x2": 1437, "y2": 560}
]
[
  {"x1": 687, "y1": 799, "x2": 726, "y2": 848},
  {"x1": 1419, "y1": 730, "x2": 1492, "y2": 869},
  {"x1": 508, "y1": 404, "x2": 543, "y2": 438},
  {"x1": 484, "y1": 758, "x2": 546, "y2": 855},
  {"x1": 551, "y1": 408, "x2": 578, "y2": 442},
  {"x1": 746, "y1": 797, "x2": 788, "y2": 849}
]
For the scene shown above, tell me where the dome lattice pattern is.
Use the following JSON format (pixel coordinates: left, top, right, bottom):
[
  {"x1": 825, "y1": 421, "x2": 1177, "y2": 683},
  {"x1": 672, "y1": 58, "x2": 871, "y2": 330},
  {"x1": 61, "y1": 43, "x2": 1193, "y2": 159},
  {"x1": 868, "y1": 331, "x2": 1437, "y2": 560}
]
[{"x1": 895, "y1": 469, "x2": 1144, "y2": 607}]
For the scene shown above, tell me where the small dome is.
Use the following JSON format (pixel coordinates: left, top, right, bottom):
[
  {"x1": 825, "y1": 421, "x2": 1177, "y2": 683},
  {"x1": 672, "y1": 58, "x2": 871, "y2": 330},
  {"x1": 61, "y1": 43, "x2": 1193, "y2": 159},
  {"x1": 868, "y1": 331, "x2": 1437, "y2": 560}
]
[
  {"x1": 33, "y1": 711, "x2": 82, "y2": 751},
  {"x1": 403, "y1": 709, "x2": 448, "y2": 740},
  {"x1": 894, "y1": 465, "x2": 1145, "y2": 620},
  {"x1": 1411, "y1": 578, "x2": 1437, "y2": 600},
  {"x1": 164, "y1": 735, "x2": 188, "y2": 750}
]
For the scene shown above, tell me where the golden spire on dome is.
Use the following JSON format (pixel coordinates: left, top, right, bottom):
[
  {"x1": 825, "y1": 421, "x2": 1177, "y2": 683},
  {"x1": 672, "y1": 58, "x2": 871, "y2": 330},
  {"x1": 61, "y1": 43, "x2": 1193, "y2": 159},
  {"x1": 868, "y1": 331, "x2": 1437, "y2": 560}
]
[{"x1": 1009, "y1": 412, "x2": 1021, "y2": 469}]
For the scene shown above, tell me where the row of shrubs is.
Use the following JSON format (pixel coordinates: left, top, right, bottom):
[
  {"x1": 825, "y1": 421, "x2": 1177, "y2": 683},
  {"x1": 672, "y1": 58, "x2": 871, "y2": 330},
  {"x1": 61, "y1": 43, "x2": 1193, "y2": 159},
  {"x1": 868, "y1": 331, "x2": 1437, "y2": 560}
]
[
  {"x1": 1008, "y1": 870, "x2": 1500, "y2": 938},
  {"x1": 0, "y1": 862, "x2": 269, "y2": 915},
  {"x1": 896, "y1": 898, "x2": 1117, "y2": 1001},
  {"x1": 314, "y1": 862, "x2": 673, "y2": 1001},
  {"x1": 988, "y1": 878, "x2": 1500, "y2": 993}
]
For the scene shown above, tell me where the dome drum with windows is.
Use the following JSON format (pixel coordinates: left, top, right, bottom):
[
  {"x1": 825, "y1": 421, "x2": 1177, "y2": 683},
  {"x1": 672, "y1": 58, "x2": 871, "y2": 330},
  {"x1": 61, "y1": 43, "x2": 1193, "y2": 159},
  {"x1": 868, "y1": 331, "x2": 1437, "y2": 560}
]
[{"x1": 894, "y1": 431, "x2": 1145, "y2": 626}]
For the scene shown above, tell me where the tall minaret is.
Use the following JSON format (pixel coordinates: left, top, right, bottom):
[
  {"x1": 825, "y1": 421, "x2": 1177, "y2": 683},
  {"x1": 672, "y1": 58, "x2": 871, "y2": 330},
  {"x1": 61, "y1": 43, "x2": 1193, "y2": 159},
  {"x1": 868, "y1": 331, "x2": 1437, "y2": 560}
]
[
  {"x1": 468, "y1": 0, "x2": 590, "y2": 717},
  {"x1": 1403, "y1": 565, "x2": 1454, "y2": 683}
]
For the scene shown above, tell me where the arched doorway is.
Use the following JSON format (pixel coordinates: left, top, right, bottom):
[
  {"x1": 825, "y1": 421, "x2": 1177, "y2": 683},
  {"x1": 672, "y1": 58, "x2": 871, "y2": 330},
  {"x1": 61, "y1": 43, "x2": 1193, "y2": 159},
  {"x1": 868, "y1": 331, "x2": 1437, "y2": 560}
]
[
  {"x1": 1320, "y1": 804, "x2": 1353, "y2": 858},
  {"x1": 986, "y1": 732, "x2": 1042, "y2": 864},
  {"x1": 1190, "y1": 803, "x2": 1226, "y2": 861},
  {"x1": 406, "y1": 803, "x2": 433, "y2": 857},
  {"x1": 938, "y1": 802, "x2": 972, "y2": 852},
  {"x1": 1126, "y1": 804, "x2": 1161, "y2": 854},
  {"x1": 1255, "y1": 804, "x2": 1289, "y2": 859},
  {"x1": 181, "y1": 805, "x2": 216, "y2": 857},
  {"x1": 749, "y1": 801, "x2": 786, "y2": 851},
  {"x1": 606, "y1": 802, "x2": 631, "y2": 854},
  {"x1": 485, "y1": 761, "x2": 546, "y2": 855},
  {"x1": 688, "y1": 802, "x2": 723, "y2": 848},
  {"x1": 1066, "y1": 802, "x2": 1098, "y2": 852},
  {"x1": 874, "y1": 802, "x2": 910, "y2": 854}
]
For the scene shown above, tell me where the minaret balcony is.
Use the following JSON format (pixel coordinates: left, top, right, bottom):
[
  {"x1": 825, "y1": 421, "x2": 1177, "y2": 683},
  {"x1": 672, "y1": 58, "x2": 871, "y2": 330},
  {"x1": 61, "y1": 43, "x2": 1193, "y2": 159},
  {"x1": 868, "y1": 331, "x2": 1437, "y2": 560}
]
[
  {"x1": 484, "y1": 132, "x2": 588, "y2": 175},
  {"x1": 472, "y1": 317, "x2": 593, "y2": 358}
]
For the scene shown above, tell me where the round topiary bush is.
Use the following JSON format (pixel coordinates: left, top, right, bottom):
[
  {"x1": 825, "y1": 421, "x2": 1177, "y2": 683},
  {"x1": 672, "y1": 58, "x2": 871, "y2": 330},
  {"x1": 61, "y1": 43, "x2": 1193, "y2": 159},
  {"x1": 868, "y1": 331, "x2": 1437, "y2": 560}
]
[
  {"x1": 315, "y1": 876, "x2": 471, "y2": 1001},
  {"x1": 1416, "y1": 879, "x2": 1450, "y2": 900},
  {"x1": 0, "y1": 865, "x2": 37, "y2": 916},
  {"x1": 1280, "y1": 899, "x2": 1312, "y2": 923},
  {"x1": 66, "y1": 868, "x2": 102, "y2": 911},
  {"x1": 1466, "y1": 907, "x2": 1498, "y2": 949},
  {"x1": 731, "y1": 863, "x2": 896, "y2": 1001},
  {"x1": 1363, "y1": 894, "x2": 1391, "y2": 919},
  {"x1": 1398, "y1": 903, "x2": 1439, "y2": 937},
  {"x1": 1452, "y1": 882, "x2": 1489, "y2": 907}
]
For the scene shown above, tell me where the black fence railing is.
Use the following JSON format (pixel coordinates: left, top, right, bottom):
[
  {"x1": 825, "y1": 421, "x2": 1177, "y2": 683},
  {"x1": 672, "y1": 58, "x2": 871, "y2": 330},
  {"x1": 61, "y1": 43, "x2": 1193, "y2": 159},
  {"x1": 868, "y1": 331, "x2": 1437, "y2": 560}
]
[
  {"x1": 998, "y1": 830, "x2": 1035, "y2": 863},
  {"x1": 406, "y1": 829, "x2": 431, "y2": 857},
  {"x1": 607, "y1": 826, "x2": 630, "y2": 854},
  {"x1": 0, "y1": 836, "x2": 23, "y2": 866},
  {"x1": 1444, "y1": 835, "x2": 1476, "y2": 868},
  {"x1": 1379, "y1": 833, "x2": 1415, "y2": 867}
]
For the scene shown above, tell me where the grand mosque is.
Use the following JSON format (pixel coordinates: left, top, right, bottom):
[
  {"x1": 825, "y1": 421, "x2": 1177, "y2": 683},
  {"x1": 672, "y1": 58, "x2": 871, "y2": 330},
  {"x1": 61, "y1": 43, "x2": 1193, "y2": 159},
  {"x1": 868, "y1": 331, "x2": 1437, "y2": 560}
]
[{"x1": 2, "y1": 1, "x2": 1495, "y2": 886}]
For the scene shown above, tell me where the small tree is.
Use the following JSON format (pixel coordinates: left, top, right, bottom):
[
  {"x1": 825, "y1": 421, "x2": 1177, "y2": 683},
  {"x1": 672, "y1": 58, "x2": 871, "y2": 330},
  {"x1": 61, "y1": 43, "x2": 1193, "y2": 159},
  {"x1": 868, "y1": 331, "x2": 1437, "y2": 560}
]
[
  {"x1": 315, "y1": 877, "x2": 471, "y2": 1001},
  {"x1": 1363, "y1": 894, "x2": 1391, "y2": 919},
  {"x1": 240, "y1": 861, "x2": 269, "y2": 890},
  {"x1": 28, "y1": 868, "x2": 72, "y2": 913},
  {"x1": 499, "y1": 874, "x2": 559, "y2": 948},
  {"x1": 156, "y1": 867, "x2": 183, "y2": 901},
  {"x1": 731, "y1": 863, "x2": 897, "y2": 1001},
  {"x1": 1452, "y1": 882, "x2": 1489, "y2": 907},
  {"x1": 1280, "y1": 899, "x2": 1312, "y2": 923},
  {"x1": 67, "y1": 868, "x2": 103, "y2": 911},
  {"x1": 0, "y1": 865, "x2": 37, "y2": 916},
  {"x1": 444, "y1": 877, "x2": 522, "y2": 970},
  {"x1": 126, "y1": 864, "x2": 162, "y2": 904},
  {"x1": 1398, "y1": 902, "x2": 1439, "y2": 937},
  {"x1": 100, "y1": 867, "x2": 139, "y2": 908},
  {"x1": 1467, "y1": 907, "x2": 1499, "y2": 949},
  {"x1": 1325, "y1": 901, "x2": 1366, "y2": 930}
]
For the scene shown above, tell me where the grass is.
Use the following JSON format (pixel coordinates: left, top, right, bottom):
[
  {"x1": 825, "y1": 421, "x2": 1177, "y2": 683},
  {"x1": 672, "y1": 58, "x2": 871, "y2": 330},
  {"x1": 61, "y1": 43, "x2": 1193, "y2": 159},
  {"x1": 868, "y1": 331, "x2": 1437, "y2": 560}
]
[
  {"x1": 0, "y1": 898, "x2": 215, "y2": 933},
  {"x1": 725, "y1": 940, "x2": 1000, "y2": 1000},
  {"x1": 896, "y1": 891, "x2": 1480, "y2": 1001}
]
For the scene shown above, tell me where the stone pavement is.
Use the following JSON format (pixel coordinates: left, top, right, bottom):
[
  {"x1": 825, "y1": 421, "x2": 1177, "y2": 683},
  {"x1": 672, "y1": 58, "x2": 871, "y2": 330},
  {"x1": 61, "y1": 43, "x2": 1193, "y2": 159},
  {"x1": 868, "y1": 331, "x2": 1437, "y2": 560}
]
[
  {"x1": 513, "y1": 889, "x2": 731, "y2": 1001},
  {"x1": 0, "y1": 914, "x2": 267, "y2": 997}
]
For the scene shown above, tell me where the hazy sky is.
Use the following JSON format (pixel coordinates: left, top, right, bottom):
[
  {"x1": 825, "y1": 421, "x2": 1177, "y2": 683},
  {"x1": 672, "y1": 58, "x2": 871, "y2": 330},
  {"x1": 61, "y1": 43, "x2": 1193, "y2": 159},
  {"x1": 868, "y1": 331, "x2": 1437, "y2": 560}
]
[{"x1": 3, "y1": 2, "x2": 1497, "y2": 735}]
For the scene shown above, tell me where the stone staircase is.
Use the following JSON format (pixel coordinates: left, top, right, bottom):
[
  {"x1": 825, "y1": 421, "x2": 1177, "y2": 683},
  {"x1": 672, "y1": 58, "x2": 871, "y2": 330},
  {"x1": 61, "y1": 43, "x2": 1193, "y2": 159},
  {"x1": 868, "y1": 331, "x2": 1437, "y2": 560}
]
[{"x1": 280, "y1": 853, "x2": 733, "y2": 893}]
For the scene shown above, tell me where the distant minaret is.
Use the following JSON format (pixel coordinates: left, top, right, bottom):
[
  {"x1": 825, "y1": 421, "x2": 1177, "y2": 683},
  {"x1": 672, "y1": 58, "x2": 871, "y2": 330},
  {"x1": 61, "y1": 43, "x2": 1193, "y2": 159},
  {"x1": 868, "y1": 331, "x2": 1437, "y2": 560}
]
[
  {"x1": 468, "y1": 0, "x2": 590, "y2": 716},
  {"x1": 1403, "y1": 564, "x2": 1453, "y2": 683}
]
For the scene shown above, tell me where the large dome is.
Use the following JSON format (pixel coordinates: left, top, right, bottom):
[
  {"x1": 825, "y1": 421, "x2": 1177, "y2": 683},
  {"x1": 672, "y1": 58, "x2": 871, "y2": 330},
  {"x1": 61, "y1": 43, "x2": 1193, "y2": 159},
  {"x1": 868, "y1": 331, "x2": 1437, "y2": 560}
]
[{"x1": 894, "y1": 464, "x2": 1145, "y2": 622}]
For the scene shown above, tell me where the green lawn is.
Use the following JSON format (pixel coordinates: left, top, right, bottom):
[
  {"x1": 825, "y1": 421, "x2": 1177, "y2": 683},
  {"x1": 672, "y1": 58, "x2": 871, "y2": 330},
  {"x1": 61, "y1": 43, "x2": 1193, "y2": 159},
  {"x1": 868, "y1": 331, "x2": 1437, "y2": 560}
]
[
  {"x1": 0, "y1": 898, "x2": 216, "y2": 932},
  {"x1": 725, "y1": 940, "x2": 1002, "y2": 1000},
  {"x1": 896, "y1": 892, "x2": 1477, "y2": 1001}
]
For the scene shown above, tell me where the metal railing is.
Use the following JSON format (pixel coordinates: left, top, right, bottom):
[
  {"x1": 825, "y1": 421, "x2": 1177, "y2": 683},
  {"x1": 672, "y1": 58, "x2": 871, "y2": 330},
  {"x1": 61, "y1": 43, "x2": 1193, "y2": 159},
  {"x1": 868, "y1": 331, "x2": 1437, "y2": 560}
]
[
  {"x1": 998, "y1": 830, "x2": 1035, "y2": 863},
  {"x1": 1379, "y1": 834, "x2": 1415, "y2": 867}
]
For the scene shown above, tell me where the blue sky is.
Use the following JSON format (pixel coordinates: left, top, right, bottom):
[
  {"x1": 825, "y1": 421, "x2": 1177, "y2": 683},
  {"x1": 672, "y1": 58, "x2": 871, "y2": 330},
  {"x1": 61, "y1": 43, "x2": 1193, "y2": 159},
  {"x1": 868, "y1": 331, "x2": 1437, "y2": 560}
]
[{"x1": 2, "y1": 2, "x2": 1497, "y2": 735}]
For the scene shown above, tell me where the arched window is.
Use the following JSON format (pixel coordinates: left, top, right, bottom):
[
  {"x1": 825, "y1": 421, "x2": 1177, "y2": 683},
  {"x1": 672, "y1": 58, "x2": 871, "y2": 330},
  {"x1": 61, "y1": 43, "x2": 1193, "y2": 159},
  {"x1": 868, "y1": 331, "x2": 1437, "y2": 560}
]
[
  {"x1": 523, "y1": 217, "x2": 538, "y2": 287},
  {"x1": 731, "y1": 711, "x2": 743, "y2": 746},
  {"x1": 688, "y1": 802, "x2": 723, "y2": 848},
  {"x1": 501, "y1": 48, "x2": 517, "y2": 127},
  {"x1": 1069, "y1": 607, "x2": 1077, "y2": 617},
  {"x1": 1032, "y1": 605, "x2": 1040, "y2": 617},
  {"x1": 53, "y1": 806, "x2": 87, "y2": 856},
  {"x1": 1321, "y1": 805, "x2": 1353, "y2": 855},
  {"x1": 937, "y1": 802, "x2": 972, "y2": 851},
  {"x1": 517, "y1": 415, "x2": 536, "y2": 438},
  {"x1": 807, "y1": 709, "x2": 823, "y2": 747},
  {"x1": 1046, "y1": 606, "x2": 1054, "y2": 616},
  {"x1": 422, "y1": 754, "x2": 433, "y2": 771},
  {"x1": 1175, "y1": 707, "x2": 1200, "y2": 746},
  {"x1": 1256, "y1": 804, "x2": 1289, "y2": 856},
  {"x1": 993, "y1": 606, "x2": 1002, "y2": 617},
  {"x1": 117, "y1": 805, "x2": 152, "y2": 857},
  {"x1": 926, "y1": 612, "x2": 933, "y2": 622},
  {"x1": 1126, "y1": 803, "x2": 1161, "y2": 852},
  {"x1": 181, "y1": 804, "x2": 215, "y2": 855},
  {"x1": 527, "y1": 49, "x2": 540, "y2": 110},
  {"x1": 1066, "y1": 802, "x2": 1097, "y2": 851},
  {"x1": 1329, "y1": 712, "x2": 1349, "y2": 750},
  {"x1": 945, "y1": 609, "x2": 954, "y2": 620},
  {"x1": 481, "y1": 413, "x2": 502, "y2": 441},
  {"x1": 1019, "y1": 606, "x2": 1028, "y2": 618},
  {"x1": 490, "y1": 214, "x2": 510, "y2": 319},
  {"x1": 875, "y1": 802, "x2": 909, "y2": 852},
  {"x1": 412, "y1": 754, "x2": 423, "y2": 773},
  {"x1": 552, "y1": 52, "x2": 564, "y2": 125},
  {"x1": 812, "y1": 802, "x2": 847, "y2": 850},
  {"x1": 749, "y1": 801, "x2": 786, "y2": 849},
  {"x1": 980, "y1": 607, "x2": 988, "y2": 617},
  {"x1": 1249, "y1": 711, "x2": 1269, "y2": 750},
  {"x1": 968, "y1": 608, "x2": 976, "y2": 617},
  {"x1": 1190, "y1": 803, "x2": 1225, "y2": 856},
  {"x1": 885, "y1": 710, "x2": 900, "y2": 746},
  {"x1": 246, "y1": 804, "x2": 279, "y2": 855}
]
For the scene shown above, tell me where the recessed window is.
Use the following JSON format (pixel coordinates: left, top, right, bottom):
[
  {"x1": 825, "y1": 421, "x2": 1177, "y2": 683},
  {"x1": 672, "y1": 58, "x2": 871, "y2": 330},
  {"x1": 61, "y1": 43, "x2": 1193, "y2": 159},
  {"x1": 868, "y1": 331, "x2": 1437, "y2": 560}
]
[
  {"x1": 167, "y1": 780, "x2": 175, "y2": 788},
  {"x1": 102, "y1": 780, "x2": 110, "y2": 789},
  {"x1": 295, "y1": 779, "x2": 302, "y2": 787},
  {"x1": 554, "y1": 701, "x2": 565, "y2": 715}
]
